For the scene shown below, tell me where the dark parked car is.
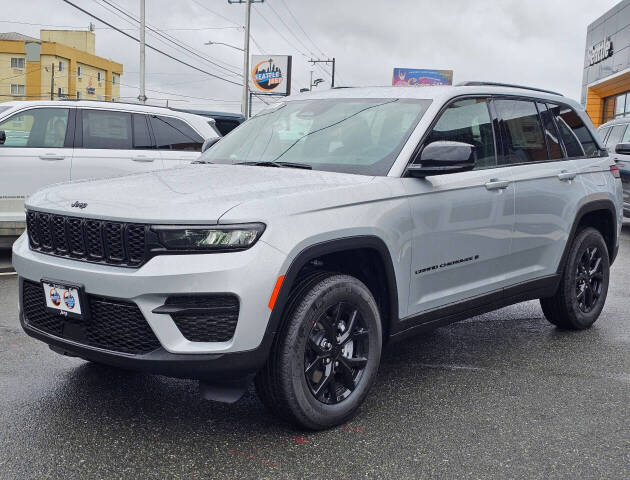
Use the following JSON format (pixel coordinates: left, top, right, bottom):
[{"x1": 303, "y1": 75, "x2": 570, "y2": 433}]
[
  {"x1": 171, "y1": 108, "x2": 245, "y2": 136},
  {"x1": 598, "y1": 119, "x2": 630, "y2": 216}
]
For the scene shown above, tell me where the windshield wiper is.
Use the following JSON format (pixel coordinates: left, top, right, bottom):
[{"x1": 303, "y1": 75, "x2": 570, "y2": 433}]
[{"x1": 235, "y1": 161, "x2": 312, "y2": 170}]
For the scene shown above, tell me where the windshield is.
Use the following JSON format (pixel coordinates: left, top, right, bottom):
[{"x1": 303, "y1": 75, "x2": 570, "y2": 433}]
[{"x1": 200, "y1": 98, "x2": 431, "y2": 175}]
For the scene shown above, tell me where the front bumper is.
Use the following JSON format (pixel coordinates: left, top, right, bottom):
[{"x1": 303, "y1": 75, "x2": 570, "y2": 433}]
[{"x1": 13, "y1": 234, "x2": 287, "y2": 373}]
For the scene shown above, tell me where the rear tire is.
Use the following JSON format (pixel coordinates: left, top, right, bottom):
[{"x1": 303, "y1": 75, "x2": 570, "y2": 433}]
[
  {"x1": 255, "y1": 273, "x2": 382, "y2": 430},
  {"x1": 540, "y1": 227, "x2": 610, "y2": 330}
]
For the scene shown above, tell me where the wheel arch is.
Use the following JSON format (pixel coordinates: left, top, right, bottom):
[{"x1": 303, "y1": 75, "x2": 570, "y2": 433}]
[
  {"x1": 267, "y1": 236, "x2": 400, "y2": 343},
  {"x1": 557, "y1": 198, "x2": 618, "y2": 274}
]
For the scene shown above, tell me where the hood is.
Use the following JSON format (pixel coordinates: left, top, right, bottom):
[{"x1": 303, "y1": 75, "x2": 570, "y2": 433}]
[{"x1": 26, "y1": 164, "x2": 375, "y2": 223}]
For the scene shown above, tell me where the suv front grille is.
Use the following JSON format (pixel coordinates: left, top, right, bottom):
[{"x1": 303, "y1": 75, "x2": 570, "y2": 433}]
[
  {"x1": 22, "y1": 280, "x2": 161, "y2": 355},
  {"x1": 26, "y1": 210, "x2": 148, "y2": 267}
]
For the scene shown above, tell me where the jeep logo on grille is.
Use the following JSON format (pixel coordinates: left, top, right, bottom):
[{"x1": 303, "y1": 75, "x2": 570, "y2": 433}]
[{"x1": 71, "y1": 201, "x2": 88, "y2": 209}]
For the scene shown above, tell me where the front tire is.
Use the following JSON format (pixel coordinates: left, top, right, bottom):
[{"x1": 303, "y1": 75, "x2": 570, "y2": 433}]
[
  {"x1": 255, "y1": 273, "x2": 382, "y2": 430},
  {"x1": 540, "y1": 227, "x2": 610, "y2": 330}
]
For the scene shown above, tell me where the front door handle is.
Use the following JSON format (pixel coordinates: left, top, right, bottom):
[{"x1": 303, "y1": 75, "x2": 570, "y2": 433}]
[
  {"x1": 485, "y1": 178, "x2": 510, "y2": 190},
  {"x1": 39, "y1": 153, "x2": 65, "y2": 161},
  {"x1": 132, "y1": 155, "x2": 155, "y2": 162},
  {"x1": 557, "y1": 170, "x2": 577, "y2": 181}
]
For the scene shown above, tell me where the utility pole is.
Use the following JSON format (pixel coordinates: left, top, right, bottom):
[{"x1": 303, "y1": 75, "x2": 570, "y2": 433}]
[
  {"x1": 50, "y1": 63, "x2": 55, "y2": 100},
  {"x1": 138, "y1": 0, "x2": 147, "y2": 103},
  {"x1": 228, "y1": 0, "x2": 264, "y2": 118},
  {"x1": 309, "y1": 58, "x2": 336, "y2": 88}
]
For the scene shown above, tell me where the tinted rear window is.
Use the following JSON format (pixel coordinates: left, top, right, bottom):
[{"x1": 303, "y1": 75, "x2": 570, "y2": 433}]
[
  {"x1": 495, "y1": 99, "x2": 547, "y2": 164},
  {"x1": 549, "y1": 104, "x2": 598, "y2": 157},
  {"x1": 82, "y1": 110, "x2": 132, "y2": 149},
  {"x1": 150, "y1": 116, "x2": 204, "y2": 151}
]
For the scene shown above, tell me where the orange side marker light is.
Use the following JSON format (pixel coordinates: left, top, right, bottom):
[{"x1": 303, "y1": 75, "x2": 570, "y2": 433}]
[{"x1": 268, "y1": 275, "x2": 285, "y2": 310}]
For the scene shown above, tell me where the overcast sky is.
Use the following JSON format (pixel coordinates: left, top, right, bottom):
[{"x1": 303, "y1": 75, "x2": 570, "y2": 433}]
[{"x1": 1, "y1": 0, "x2": 622, "y2": 113}]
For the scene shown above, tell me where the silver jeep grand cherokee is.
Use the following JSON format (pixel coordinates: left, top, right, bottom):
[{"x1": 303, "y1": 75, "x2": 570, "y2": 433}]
[{"x1": 13, "y1": 83, "x2": 623, "y2": 430}]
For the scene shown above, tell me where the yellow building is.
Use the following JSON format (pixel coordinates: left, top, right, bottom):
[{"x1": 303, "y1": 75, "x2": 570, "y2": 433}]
[{"x1": 0, "y1": 30, "x2": 122, "y2": 103}]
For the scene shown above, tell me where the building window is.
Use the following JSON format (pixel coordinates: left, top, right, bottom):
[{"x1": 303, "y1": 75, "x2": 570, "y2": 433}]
[
  {"x1": 76, "y1": 91, "x2": 82, "y2": 99},
  {"x1": 58, "y1": 61, "x2": 64, "y2": 72},
  {"x1": 97, "y1": 72, "x2": 103, "y2": 82},
  {"x1": 112, "y1": 75, "x2": 117, "y2": 85},
  {"x1": 602, "y1": 91, "x2": 630, "y2": 123},
  {"x1": 77, "y1": 66, "x2": 82, "y2": 78},
  {"x1": 57, "y1": 87, "x2": 65, "y2": 98},
  {"x1": 10, "y1": 84, "x2": 25, "y2": 96},
  {"x1": 11, "y1": 57, "x2": 25, "y2": 69}
]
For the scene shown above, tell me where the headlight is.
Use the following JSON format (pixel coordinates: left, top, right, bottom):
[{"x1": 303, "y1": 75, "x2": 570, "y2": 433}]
[{"x1": 152, "y1": 223, "x2": 265, "y2": 251}]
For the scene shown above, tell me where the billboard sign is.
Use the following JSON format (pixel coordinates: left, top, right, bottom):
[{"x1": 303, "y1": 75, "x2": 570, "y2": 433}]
[
  {"x1": 250, "y1": 55, "x2": 292, "y2": 96},
  {"x1": 393, "y1": 68, "x2": 453, "y2": 86}
]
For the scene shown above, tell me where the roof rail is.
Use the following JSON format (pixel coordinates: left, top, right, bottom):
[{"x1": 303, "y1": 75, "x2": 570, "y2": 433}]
[{"x1": 456, "y1": 81, "x2": 563, "y2": 97}]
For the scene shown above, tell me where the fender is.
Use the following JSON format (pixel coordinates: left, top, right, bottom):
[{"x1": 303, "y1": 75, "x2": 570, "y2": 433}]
[
  {"x1": 265, "y1": 236, "x2": 400, "y2": 342},
  {"x1": 556, "y1": 198, "x2": 618, "y2": 274}
]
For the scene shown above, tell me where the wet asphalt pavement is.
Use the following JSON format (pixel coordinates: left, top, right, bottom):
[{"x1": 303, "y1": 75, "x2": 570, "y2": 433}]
[{"x1": 1, "y1": 224, "x2": 630, "y2": 479}]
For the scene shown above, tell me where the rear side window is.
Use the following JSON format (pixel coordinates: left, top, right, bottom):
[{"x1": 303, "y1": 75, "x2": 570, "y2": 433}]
[
  {"x1": 0, "y1": 108, "x2": 69, "y2": 148},
  {"x1": 149, "y1": 116, "x2": 204, "y2": 151},
  {"x1": 132, "y1": 114, "x2": 153, "y2": 149},
  {"x1": 214, "y1": 119, "x2": 241, "y2": 136},
  {"x1": 598, "y1": 126, "x2": 611, "y2": 145},
  {"x1": 536, "y1": 102, "x2": 563, "y2": 160},
  {"x1": 548, "y1": 104, "x2": 598, "y2": 157},
  {"x1": 604, "y1": 124, "x2": 626, "y2": 148},
  {"x1": 424, "y1": 98, "x2": 496, "y2": 168},
  {"x1": 81, "y1": 110, "x2": 132, "y2": 149},
  {"x1": 494, "y1": 99, "x2": 547, "y2": 164}
]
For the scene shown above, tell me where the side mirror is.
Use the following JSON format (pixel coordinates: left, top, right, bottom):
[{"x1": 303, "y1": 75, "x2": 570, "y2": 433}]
[
  {"x1": 201, "y1": 137, "x2": 220, "y2": 153},
  {"x1": 407, "y1": 141, "x2": 476, "y2": 177},
  {"x1": 615, "y1": 142, "x2": 630, "y2": 155},
  {"x1": 0, "y1": 130, "x2": 5, "y2": 145}
]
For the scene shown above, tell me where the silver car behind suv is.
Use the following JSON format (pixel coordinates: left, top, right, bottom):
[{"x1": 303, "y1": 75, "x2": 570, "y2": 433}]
[{"x1": 13, "y1": 83, "x2": 623, "y2": 430}]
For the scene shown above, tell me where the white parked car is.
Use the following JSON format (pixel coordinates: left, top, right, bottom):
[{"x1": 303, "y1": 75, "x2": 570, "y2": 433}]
[{"x1": 0, "y1": 100, "x2": 219, "y2": 247}]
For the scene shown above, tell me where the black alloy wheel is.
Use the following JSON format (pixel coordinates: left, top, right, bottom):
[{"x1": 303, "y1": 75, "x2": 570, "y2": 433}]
[
  {"x1": 304, "y1": 302, "x2": 370, "y2": 405},
  {"x1": 575, "y1": 246, "x2": 604, "y2": 314}
]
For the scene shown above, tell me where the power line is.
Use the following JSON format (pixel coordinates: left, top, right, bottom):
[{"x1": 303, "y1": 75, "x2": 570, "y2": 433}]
[
  {"x1": 190, "y1": 0, "x2": 242, "y2": 27},
  {"x1": 277, "y1": 0, "x2": 326, "y2": 58},
  {"x1": 96, "y1": 0, "x2": 241, "y2": 77},
  {"x1": 61, "y1": 0, "x2": 242, "y2": 87},
  {"x1": 266, "y1": 1, "x2": 318, "y2": 59}
]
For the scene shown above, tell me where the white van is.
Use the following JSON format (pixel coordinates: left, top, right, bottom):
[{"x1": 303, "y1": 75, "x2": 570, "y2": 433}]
[{"x1": 0, "y1": 100, "x2": 218, "y2": 246}]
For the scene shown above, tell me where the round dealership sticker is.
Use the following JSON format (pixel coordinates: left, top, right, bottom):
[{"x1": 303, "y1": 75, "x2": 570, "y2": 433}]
[
  {"x1": 49, "y1": 288, "x2": 61, "y2": 306},
  {"x1": 63, "y1": 291, "x2": 76, "y2": 309}
]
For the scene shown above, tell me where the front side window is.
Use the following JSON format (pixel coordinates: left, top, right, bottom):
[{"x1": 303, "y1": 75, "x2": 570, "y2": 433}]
[
  {"x1": 0, "y1": 108, "x2": 69, "y2": 147},
  {"x1": 81, "y1": 110, "x2": 132, "y2": 149},
  {"x1": 150, "y1": 116, "x2": 204, "y2": 151},
  {"x1": 11, "y1": 57, "x2": 25, "y2": 69},
  {"x1": 424, "y1": 98, "x2": 496, "y2": 168},
  {"x1": 549, "y1": 104, "x2": 598, "y2": 157},
  {"x1": 200, "y1": 98, "x2": 431, "y2": 175},
  {"x1": 495, "y1": 99, "x2": 547, "y2": 164}
]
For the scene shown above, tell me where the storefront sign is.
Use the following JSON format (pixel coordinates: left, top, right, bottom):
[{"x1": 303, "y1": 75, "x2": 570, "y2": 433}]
[
  {"x1": 587, "y1": 38, "x2": 613, "y2": 66},
  {"x1": 393, "y1": 68, "x2": 453, "y2": 86},
  {"x1": 250, "y1": 55, "x2": 292, "y2": 96}
]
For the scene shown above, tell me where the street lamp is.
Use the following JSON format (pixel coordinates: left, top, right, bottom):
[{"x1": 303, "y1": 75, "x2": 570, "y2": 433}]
[{"x1": 204, "y1": 40, "x2": 244, "y2": 52}]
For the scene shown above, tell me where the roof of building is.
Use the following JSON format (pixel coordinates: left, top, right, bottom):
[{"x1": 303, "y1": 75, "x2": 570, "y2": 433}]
[{"x1": 0, "y1": 32, "x2": 40, "y2": 42}]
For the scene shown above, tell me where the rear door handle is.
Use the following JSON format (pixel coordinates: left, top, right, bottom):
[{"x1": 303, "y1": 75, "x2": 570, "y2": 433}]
[
  {"x1": 557, "y1": 170, "x2": 577, "y2": 181},
  {"x1": 485, "y1": 178, "x2": 510, "y2": 190},
  {"x1": 39, "y1": 153, "x2": 65, "y2": 161},
  {"x1": 131, "y1": 155, "x2": 155, "y2": 162}
]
